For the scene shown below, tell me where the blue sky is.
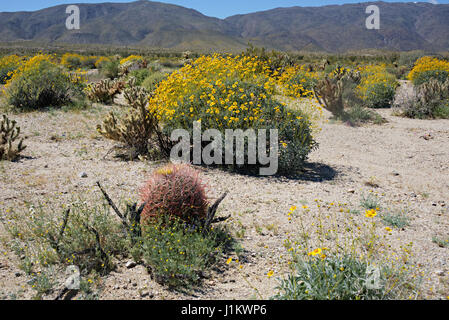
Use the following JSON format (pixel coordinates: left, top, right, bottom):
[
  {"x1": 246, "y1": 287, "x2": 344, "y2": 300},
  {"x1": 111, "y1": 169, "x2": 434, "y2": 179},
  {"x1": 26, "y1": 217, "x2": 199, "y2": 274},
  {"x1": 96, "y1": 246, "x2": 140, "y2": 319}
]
[{"x1": 0, "y1": 1, "x2": 447, "y2": 18}]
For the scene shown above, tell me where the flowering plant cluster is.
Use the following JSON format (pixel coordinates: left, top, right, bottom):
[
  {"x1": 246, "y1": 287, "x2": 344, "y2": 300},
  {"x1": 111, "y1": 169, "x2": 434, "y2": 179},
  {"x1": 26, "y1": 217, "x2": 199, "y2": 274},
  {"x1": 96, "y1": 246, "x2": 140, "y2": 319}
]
[
  {"x1": 407, "y1": 56, "x2": 449, "y2": 85},
  {"x1": 356, "y1": 64, "x2": 397, "y2": 108},
  {"x1": 119, "y1": 55, "x2": 144, "y2": 66},
  {"x1": 0, "y1": 54, "x2": 24, "y2": 84},
  {"x1": 148, "y1": 54, "x2": 318, "y2": 173}
]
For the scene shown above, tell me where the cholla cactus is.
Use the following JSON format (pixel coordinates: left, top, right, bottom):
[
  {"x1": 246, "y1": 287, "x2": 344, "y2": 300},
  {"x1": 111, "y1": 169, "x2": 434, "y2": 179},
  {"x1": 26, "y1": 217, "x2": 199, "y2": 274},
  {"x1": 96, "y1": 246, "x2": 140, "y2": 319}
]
[
  {"x1": 1, "y1": 114, "x2": 26, "y2": 161},
  {"x1": 123, "y1": 77, "x2": 148, "y2": 107},
  {"x1": 313, "y1": 76, "x2": 345, "y2": 116},
  {"x1": 85, "y1": 79, "x2": 125, "y2": 104},
  {"x1": 97, "y1": 78, "x2": 170, "y2": 158},
  {"x1": 140, "y1": 164, "x2": 209, "y2": 226},
  {"x1": 418, "y1": 78, "x2": 449, "y2": 104},
  {"x1": 118, "y1": 58, "x2": 147, "y2": 76},
  {"x1": 313, "y1": 66, "x2": 361, "y2": 116}
]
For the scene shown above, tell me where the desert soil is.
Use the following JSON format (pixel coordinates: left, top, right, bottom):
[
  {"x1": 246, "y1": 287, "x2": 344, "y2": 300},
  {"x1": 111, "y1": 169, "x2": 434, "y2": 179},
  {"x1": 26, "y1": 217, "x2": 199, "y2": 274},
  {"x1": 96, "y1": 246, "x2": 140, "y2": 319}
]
[{"x1": 0, "y1": 103, "x2": 448, "y2": 300}]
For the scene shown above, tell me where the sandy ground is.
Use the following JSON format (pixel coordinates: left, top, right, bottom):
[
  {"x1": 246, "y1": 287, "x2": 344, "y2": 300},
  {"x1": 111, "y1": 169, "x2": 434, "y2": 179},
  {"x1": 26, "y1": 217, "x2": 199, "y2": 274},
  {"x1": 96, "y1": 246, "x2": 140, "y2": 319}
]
[{"x1": 0, "y1": 103, "x2": 448, "y2": 300}]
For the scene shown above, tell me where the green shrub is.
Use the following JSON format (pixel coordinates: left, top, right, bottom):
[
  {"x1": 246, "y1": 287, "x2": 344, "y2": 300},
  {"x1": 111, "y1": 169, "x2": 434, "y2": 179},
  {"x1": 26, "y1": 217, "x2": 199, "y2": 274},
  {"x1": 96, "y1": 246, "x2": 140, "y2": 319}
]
[
  {"x1": 402, "y1": 79, "x2": 449, "y2": 119},
  {"x1": 163, "y1": 80, "x2": 315, "y2": 174},
  {"x1": 340, "y1": 105, "x2": 385, "y2": 126},
  {"x1": 100, "y1": 60, "x2": 120, "y2": 79},
  {"x1": 149, "y1": 55, "x2": 318, "y2": 175},
  {"x1": 412, "y1": 70, "x2": 449, "y2": 86},
  {"x1": 273, "y1": 255, "x2": 393, "y2": 300},
  {"x1": 381, "y1": 212, "x2": 410, "y2": 229},
  {"x1": 398, "y1": 51, "x2": 426, "y2": 69},
  {"x1": 141, "y1": 71, "x2": 167, "y2": 92},
  {"x1": 3, "y1": 200, "x2": 127, "y2": 275},
  {"x1": 129, "y1": 68, "x2": 151, "y2": 86},
  {"x1": 140, "y1": 217, "x2": 232, "y2": 288},
  {"x1": 432, "y1": 236, "x2": 449, "y2": 248},
  {"x1": 360, "y1": 193, "x2": 381, "y2": 210},
  {"x1": 402, "y1": 98, "x2": 449, "y2": 119},
  {"x1": 5, "y1": 60, "x2": 83, "y2": 110},
  {"x1": 364, "y1": 82, "x2": 396, "y2": 108}
]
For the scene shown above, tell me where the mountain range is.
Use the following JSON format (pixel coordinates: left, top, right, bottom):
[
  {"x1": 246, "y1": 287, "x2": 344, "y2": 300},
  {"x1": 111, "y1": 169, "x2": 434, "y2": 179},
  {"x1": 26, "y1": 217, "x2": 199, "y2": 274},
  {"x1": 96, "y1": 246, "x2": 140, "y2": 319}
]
[{"x1": 0, "y1": 1, "x2": 448, "y2": 52}]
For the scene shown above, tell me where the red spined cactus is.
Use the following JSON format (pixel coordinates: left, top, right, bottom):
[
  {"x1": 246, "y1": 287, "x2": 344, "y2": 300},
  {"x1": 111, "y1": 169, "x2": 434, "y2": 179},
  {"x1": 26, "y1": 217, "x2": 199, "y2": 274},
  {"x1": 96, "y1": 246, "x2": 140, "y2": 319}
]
[{"x1": 140, "y1": 164, "x2": 209, "y2": 225}]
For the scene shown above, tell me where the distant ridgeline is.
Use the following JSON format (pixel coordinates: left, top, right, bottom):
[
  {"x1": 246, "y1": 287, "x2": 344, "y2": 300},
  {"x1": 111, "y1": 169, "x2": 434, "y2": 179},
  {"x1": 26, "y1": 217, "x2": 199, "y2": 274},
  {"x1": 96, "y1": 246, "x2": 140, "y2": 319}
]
[{"x1": 0, "y1": 1, "x2": 448, "y2": 52}]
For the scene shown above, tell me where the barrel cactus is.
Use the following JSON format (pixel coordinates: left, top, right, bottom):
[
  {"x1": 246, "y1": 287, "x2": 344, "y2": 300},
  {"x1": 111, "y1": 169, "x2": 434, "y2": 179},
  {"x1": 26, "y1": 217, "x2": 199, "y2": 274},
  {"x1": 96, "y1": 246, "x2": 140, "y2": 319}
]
[{"x1": 140, "y1": 164, "x2": 209, "y2": 225}]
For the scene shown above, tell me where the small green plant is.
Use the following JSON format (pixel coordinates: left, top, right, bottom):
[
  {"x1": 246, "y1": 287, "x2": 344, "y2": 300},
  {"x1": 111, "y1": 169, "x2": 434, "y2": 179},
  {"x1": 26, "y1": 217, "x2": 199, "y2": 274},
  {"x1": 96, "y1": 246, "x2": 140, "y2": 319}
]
[
  {"x1": 432, "y1": 236, "x2": 449, "y2": 248},
  {"x1": 128, "y1": 68, "x2": 151, "y2": 86},
  {"x1": 340, "y1": 105, "x2": 385, "y2": 126},
  {"x1": 99, "y1": 60, "x2": 120, "y2": 79},
  {"x1": 140, "y1": 217, "x2": 233, "y2": 288},
  {"x1": 381, "y1": 212, "x2": 410, "y2": 229},
  {"x1": 3, "y1": 199, "x2": 127, "y2": 276},
  {"x1": 274, "y1": 255, "x2": 393, "y2": 300},
  {"x1": 29, "y1": 269, "x2": 56, "y2": 299},
  {"x1": 141, "y1": 71, "x2": 167, "y2": 92},
  {"x1": 360, "y1": 193, "x2": 381, "y2": 210},
  {"x1": 364, "y1": 82, "x2": 396, "y2": 109},
  {"x1": 413, "y1": 70, "x2": 449, "y2": 86}
]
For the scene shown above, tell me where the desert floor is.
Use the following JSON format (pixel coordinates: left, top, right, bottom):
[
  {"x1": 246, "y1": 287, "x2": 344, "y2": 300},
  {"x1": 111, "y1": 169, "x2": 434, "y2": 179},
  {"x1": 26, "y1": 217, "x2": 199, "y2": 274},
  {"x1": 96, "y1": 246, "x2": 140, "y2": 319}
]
[{"x1": 0, "y1": 104, "x2": 448, "y2": 300}]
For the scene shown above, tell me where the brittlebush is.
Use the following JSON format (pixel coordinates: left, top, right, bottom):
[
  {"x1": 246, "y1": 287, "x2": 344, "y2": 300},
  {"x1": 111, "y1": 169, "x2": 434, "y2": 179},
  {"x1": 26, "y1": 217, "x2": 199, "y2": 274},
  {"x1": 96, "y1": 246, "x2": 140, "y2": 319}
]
[
  {"x1": 0, "y1": 54, "x2": 24, "y2": 84},
  {"x1": 148, "y1": 54, "x2": 319, "y2": 174},
  {"x1": 407, "y1": 56, "x2": 449, "y2": 85},
  {"x1": 357, "y1": 64, "x2": 398, "y2": 108},
  {"x1": 5, "y1": 54, "x2": 86, "y2": 110}
]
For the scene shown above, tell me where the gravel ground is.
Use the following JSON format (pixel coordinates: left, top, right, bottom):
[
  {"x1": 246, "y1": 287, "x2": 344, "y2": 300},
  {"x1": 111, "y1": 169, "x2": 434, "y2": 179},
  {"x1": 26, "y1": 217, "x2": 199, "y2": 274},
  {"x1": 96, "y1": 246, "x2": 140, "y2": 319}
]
[{"x1": 0, "y1": 102, "x2": 448, "y2": 300}]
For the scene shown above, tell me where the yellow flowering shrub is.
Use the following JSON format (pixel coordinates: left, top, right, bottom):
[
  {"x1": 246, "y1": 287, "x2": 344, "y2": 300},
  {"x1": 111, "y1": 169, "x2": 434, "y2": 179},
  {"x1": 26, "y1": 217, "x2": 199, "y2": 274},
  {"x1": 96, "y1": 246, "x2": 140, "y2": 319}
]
[
  {"x1": 357, "y1": 64, "x2": 397, "y2": 108},
  {"x1": 0, "y1": 54, "x2": 25, "y2": 84},
  {"x1": 149, "y1": 54, "x2": 318, "y2": 173},
  {"x1": 60, "y1": 53, "x2": 99, "y2": 70},
  {"x1": 94, "y1": 56, "x2": 111, "y2": 69},
  {"x1": 5, "y1": 53, "x2": 57, "y2": 87},
  {"x1": 407, "y1": 56, "x2": 449, "y2": 85},
  {"x1": 5, "y1": 54, "x2": 85, "y2": 110},
  {"x1": 119, "y1": 55, "x2": 144, "y2": 66},
  {"x1": 277, "y1": 65, "x2": 320, "y2": 99}
]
